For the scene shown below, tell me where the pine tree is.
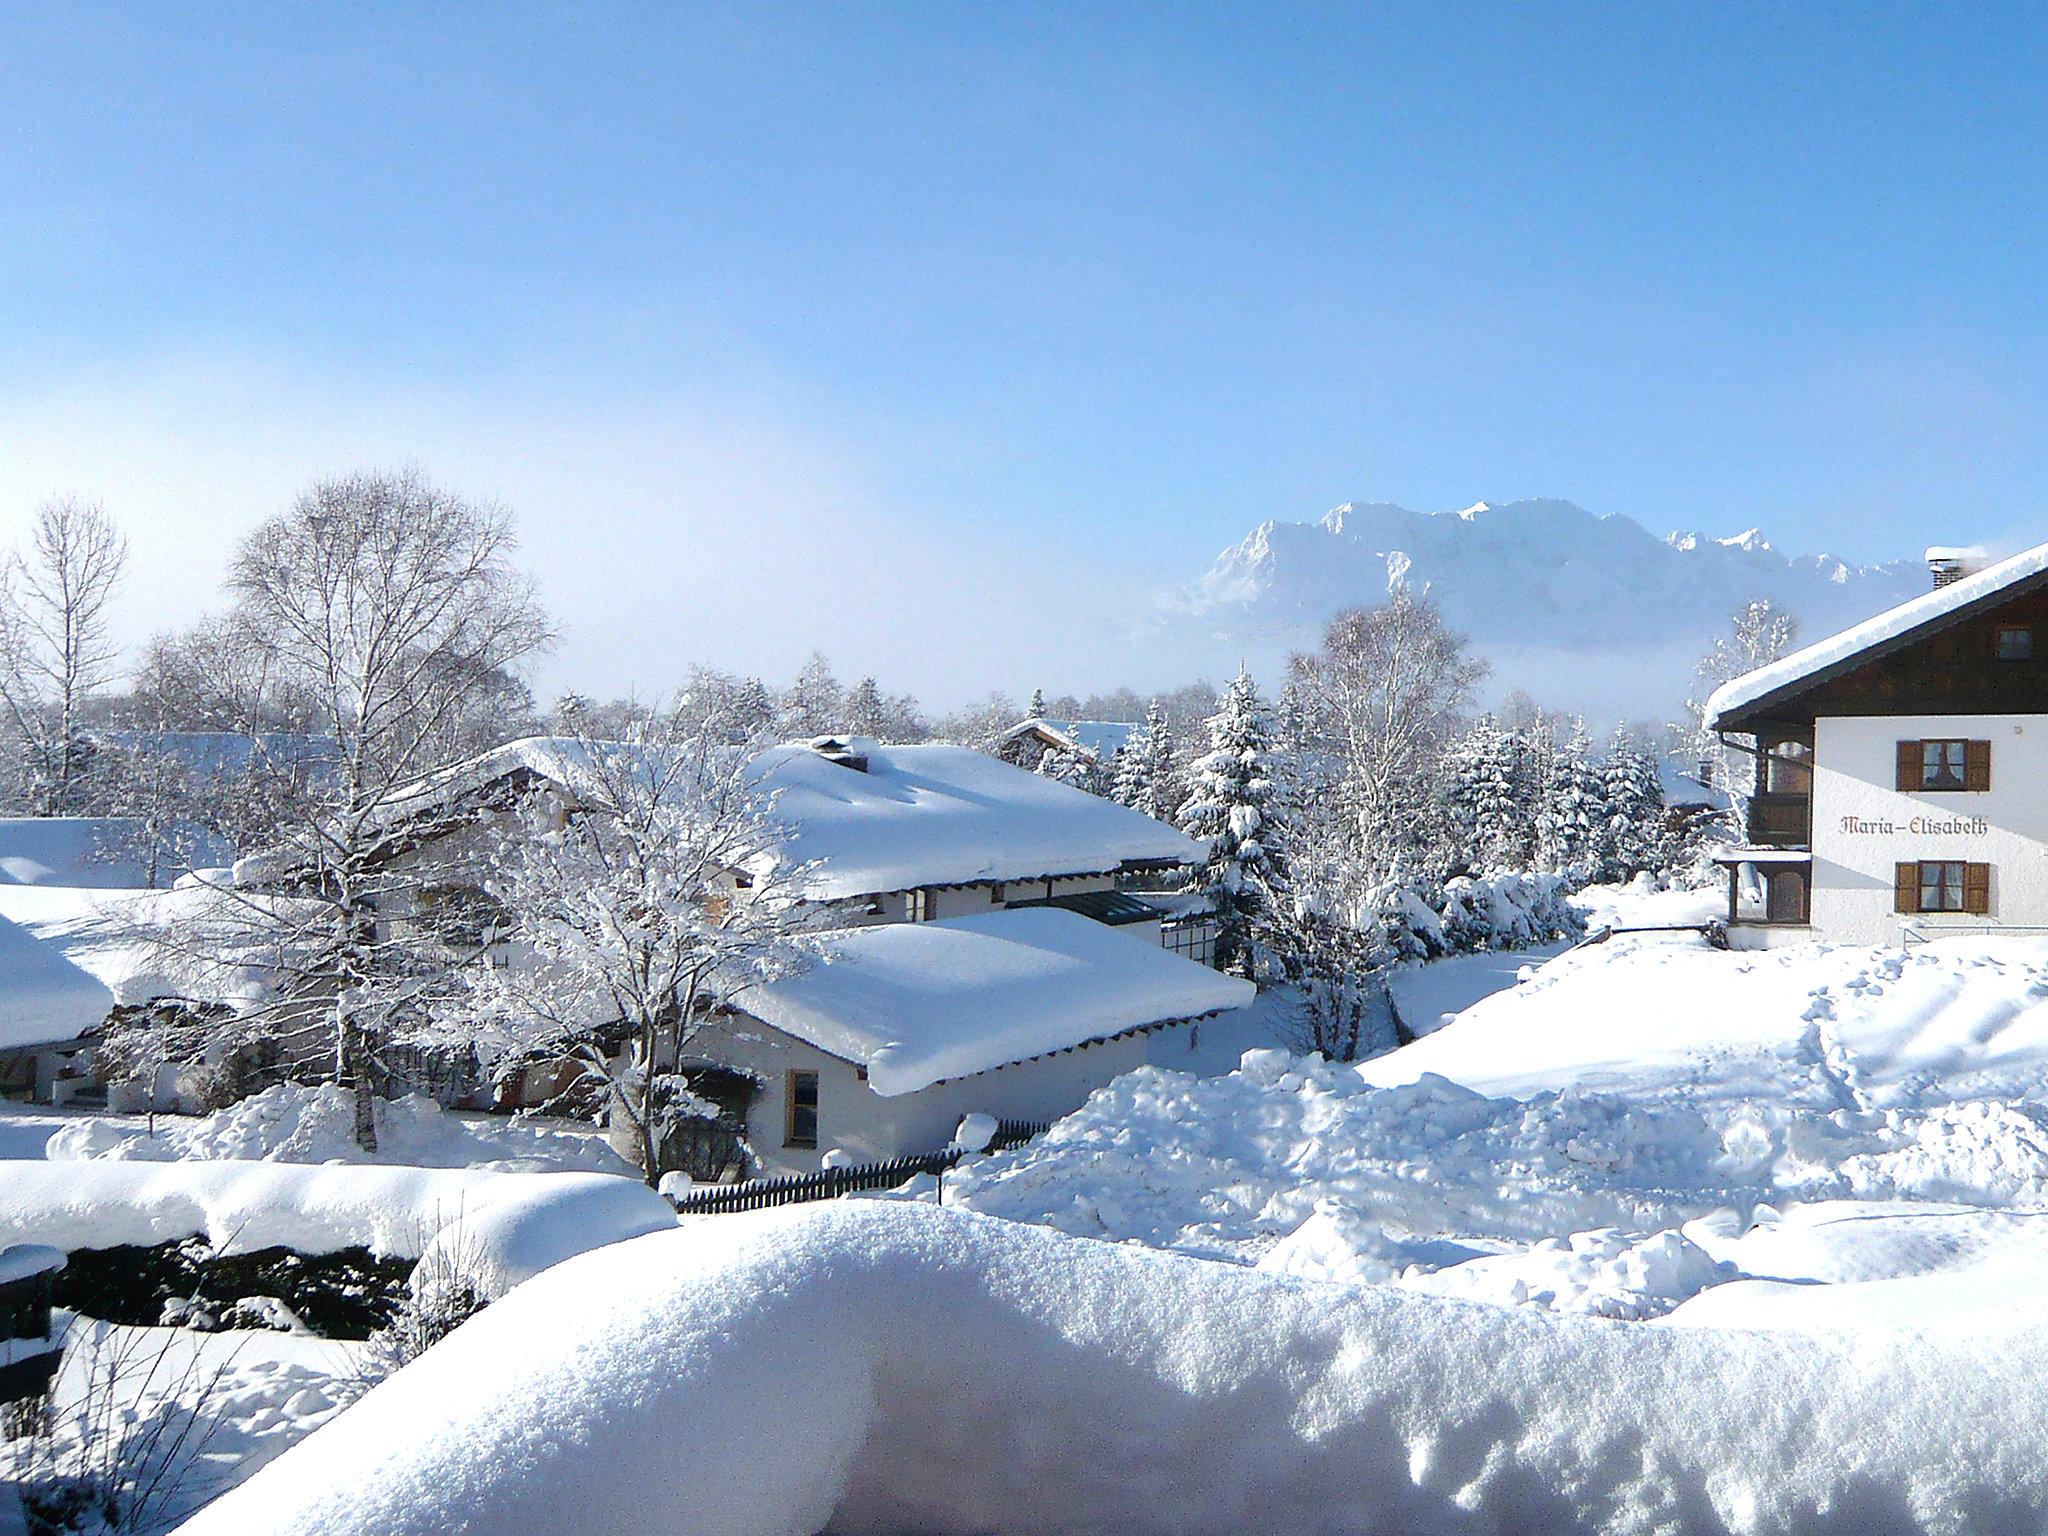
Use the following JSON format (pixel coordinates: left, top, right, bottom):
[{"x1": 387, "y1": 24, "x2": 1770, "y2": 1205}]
[
  {"x1": 1538, "y1": 716, "x2": 1609, "y2": 876},
  {"x1": 1026, "y1": 686, "x2": 1047, "y2": 721},
  {"x1": 780, "y1": 653, "x2": 842, "y2": 738},
  {"x1": 732, "y1": 677, "x2": 775, "y2": 737},
  {"x1": 1036, "y1": 743, "x2": 1105, "y2": 795},
  {"x1": 1600, "y1": 725, "x2": 1669, "y2": 878},
  {"x1": 845, "y1": 675, "x2": 886, "y2": 738},
  {"x1": 1112, "y1": 698, "x2": 1181, "y2": 823},
  {"x1": 1439, "y1": 716, "x2": 1523, "y2": 871},
  {"x1": 1179, "y1": 667, "x2": 1286, "y2": 975}
]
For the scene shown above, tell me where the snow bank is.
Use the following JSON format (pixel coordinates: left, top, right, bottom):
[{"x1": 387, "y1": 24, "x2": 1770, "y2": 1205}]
[
  {"x1": 0, "y1": 1160, "x2": 673, "y2": 1295},
  {"x1": 175, "y1": 1200, "x2": 2048, "y2": 1536},
  {"x1": 48, "y1": 1083, "x2": 632, "y2": 1174},
  {"x1": 0, "y1": 816, "x2": 227, "y2": 889},
  {"x1": 744, "y1": 906, "x2": 1252, "y2": 1094}
]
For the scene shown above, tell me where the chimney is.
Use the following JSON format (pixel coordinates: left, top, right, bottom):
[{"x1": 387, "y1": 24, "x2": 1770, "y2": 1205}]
[
  {"x1": 809, "y1": 735, "x2": 869, "y2": 773},
  {"x1": 1925, "y1": 546, "x2": 1986, "y2": 591}
]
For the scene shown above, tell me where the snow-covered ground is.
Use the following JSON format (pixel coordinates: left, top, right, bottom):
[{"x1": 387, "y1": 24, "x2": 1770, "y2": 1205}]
[
  {"x1": 171, "y1": 1199, "x2": 2048, "y2": 1536},
  {"x1": 933, "y1": 931, "x2": 2048, "y2": 1327},
  {"x1": 38, "y1": 1083, "x2": 632, "y2": 1174}
]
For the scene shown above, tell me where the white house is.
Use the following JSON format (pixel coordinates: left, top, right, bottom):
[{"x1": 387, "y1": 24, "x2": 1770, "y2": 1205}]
[
  {"x1": 1706, "y1": 540, "x2": 2048, "y2": 948},
  {"x1": 364, "y1": 734, "x2": 1249, "y2": 1176}
]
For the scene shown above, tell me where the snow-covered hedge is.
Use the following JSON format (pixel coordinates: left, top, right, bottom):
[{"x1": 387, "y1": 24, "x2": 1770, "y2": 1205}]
[
  {"x1": 0, "y1": 1161, "x2": 674, "y2": 1299},
  {"x1": 173, "y1": 1200, "x2": 2048, "y2": 1536},
  {"x1": 1356, "y1": 868, "x2": 1582, "y2": 965}
]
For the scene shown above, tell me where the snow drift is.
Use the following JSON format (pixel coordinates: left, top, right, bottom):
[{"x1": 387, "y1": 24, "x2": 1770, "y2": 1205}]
[{"x1": 176, "y1": 1199, "x2": 2048, "y2": 1536}]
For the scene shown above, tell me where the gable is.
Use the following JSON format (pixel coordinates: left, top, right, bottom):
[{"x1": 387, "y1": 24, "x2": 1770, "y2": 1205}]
[{"x1": 1711, "y1": 554, "x2": 2048, "y2": 733}]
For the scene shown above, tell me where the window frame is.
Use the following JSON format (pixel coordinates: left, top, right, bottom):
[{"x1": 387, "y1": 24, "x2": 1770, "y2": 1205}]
[
  {"x1": 1920, "y1": 739, "x2": 1970, "y2": 792},
  {"x1": 1917, "y1": 859, "x2": 1967, "y2": 913},
  {"x1": 783, "y1": 1069, "x2": 820, "y2": 1149},
  {"x1": 1998, "y1": 624, "x2": 2035, "y2": 661}
]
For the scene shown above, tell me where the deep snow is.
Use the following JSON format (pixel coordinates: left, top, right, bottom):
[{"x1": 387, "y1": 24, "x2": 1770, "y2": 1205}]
[{"x1": 172, "y1": 1199, "x2": 2048, "y2": 1536}]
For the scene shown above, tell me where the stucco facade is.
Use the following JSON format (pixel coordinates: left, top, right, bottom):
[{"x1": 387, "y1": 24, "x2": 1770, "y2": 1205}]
[{"x1": 1804, "y1": 713, "x2": 2047, "y2": 946}]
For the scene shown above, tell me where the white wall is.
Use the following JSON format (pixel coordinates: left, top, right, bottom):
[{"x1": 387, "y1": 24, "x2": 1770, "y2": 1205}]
[
  {"x1": 1809, "y1": 713, "x2": 2048, "y2": 946},
  {"x1": 694, "y1": 1014, "x2": 1161, "y2": 1178}
]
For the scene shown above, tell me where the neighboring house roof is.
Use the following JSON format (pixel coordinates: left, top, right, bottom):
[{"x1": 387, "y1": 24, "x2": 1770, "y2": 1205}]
[
  {"x1": 739, "y1": 906, "x2": 1254, "y2": 1096},
  {"x1": 1657, "y1": 759, "x2": 1733, "y2": 812},
  {"x1": 752, "y1": 739, "x2": 1199, "y2": 899},
  {"x1": 89, "y1": 730, "x2": 338, "y2": 782},
  {"x1": 999, "y1": 717, "x2": 1139, "y2": 762},
  {"x1": 1005, "y1": 888, "x2": 1169, "y2": 926},
  {"x1": 0, "y1": 909, "x2": 115, "y2": 1050},
  {"x1": 1706, "y1": 540, "x2": 2048, "y2": 730},
  {"x1": 364, "y1": 735, "x2": 1203, "y2": 902},
  {"x1": 0, "y1": 818, "x2": 233, "y2": 890},
  {"x1": 0, "y1": 879, "x2": 299, "y2": 1013}
]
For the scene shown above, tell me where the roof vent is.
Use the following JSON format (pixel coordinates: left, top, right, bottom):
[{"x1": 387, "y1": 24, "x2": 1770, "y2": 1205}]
[
  {"x1": 1926, "y1": 546, "x2": 1986, "y2": 590},
  {"x1": 808, "y1": 736, "x2": 869, "y2": 773}
]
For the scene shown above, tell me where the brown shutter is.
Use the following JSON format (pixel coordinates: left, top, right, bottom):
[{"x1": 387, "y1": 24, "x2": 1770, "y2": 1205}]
[
  {"x1": 1896, "y1": 740, "x2": 1921, "y2": 791},
  {"x1": 1964, "y1": 863, "x2": 1992, "y2": 916},
  {"x1": 1966, "y1": 740, "x2": 1992, "y2": 792},
  {"x1": 1894, "y1": 862, "x2": 1918, "y2": 914}
]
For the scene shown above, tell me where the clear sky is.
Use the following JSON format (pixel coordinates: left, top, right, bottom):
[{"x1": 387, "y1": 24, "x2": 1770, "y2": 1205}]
[{"x1": 2, "y1": 4, "x2": 2044, "y2": 703}]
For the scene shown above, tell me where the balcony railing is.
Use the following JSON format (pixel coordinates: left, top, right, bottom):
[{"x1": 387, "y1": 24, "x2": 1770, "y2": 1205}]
[{"x1": 1748, "y1": 792, "x2": 1811, "y2": 847}]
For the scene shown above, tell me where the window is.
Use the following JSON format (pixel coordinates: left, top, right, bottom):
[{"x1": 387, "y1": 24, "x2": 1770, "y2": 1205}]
[
  {"x1": 904, "y1": 889, "x2": 931, "y2": 922},
  {"x1": 1896, "y1": 860, "x2": 1991, "y2": 916},
  {"x1": 1999, "y1": 625, "x2": 2034, "y2": 661},
  {"x1": 1922, "y1": 740, "x2": 1968, "y2": 791},
  {"x1": 1920, "y1": 860, "x2": 1966, "y2": 912},
  {"x1": 989, "y1": 882, "x2": 1006, "y2": 905},
  {"x1": 783, "y1": 1070, "x2": 819, "y2": 1148}
]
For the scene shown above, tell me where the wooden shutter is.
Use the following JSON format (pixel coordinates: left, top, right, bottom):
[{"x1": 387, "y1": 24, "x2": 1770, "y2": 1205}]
[
  {"x1": 1895, "y1": 740, "x2": 1921, "y2": 791},
  {"x1": 1966, "y1": 740, "x2": 1993, "y2": 792},
  {"x1": 1964, "y1": 863, "x2": 1992, "y2": 916},
  {"x1": 1894, "y1": 862, "x2": 1919, "y2": 914}
]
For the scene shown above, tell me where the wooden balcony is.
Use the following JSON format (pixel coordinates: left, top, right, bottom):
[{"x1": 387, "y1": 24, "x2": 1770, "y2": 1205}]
[{"x1": 1748, "y1": 792, "x2": 1812, "y2": 847}]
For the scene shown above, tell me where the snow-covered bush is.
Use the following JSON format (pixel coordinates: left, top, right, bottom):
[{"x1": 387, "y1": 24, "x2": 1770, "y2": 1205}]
[{"x1": 1438, "y1": 870, "x2": 1583, "y2": 952}]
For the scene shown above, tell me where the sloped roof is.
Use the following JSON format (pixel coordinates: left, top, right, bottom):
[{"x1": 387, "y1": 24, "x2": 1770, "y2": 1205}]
[
  {"x1": 1000, "y1": 718, "x2": 1139, "y2": 762},
  {"x1": 1706, "y1": 541, "x2": 2048, "y2": 729},
  {"x1": 0, "y1": 908, "x2": 114, "y2": 1050},
  {"x1": 739, "y1": 906, "x2": 1253, "y2": 1095},
  {"x1": 0, "y1": 818, "x2": 233, "y2": 890},
  {"x1": 370, "y1": 735, "x2": 1203, "y2": 902}
]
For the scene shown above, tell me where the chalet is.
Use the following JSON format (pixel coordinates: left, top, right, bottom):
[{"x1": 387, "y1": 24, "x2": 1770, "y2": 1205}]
[
  {"x1": 997, "y1": 717, "x2": 1137, "y2": 768},
  {"x1": 358, "y1": 735, "x2": 1249, "y2": 1176},
  {"x1": 1706, "y1": 540, "x2": 2048, "y2": 948}
]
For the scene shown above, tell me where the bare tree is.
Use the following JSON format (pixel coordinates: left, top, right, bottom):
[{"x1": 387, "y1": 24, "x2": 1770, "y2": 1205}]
[
  {"x1": 1287, "y1": 591, "x2": 1488, "y2": 877},
  {"x1": 0, "y1": 498, "x2": 128, "y2": 813},
  {"x1": 1686, "y1": 598, "x2": 1801, "y2": 831},
  {"x1": 144, "y1": 472, "x2": 551, "y2": 1151},
  {"x1": 429, "y1": 695, "x2": 818, "y2": 1185}
]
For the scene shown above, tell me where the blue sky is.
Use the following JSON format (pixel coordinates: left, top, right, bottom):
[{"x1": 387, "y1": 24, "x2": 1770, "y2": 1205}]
[{"x1": 2, "y1": 4, "x2": 2044, "y2": 700}]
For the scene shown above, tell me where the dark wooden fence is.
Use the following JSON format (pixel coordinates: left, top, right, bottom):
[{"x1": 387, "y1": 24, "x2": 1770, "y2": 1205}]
[{"x1": 669, "y1": 1119, "x2": 1049, "y2": 1215}]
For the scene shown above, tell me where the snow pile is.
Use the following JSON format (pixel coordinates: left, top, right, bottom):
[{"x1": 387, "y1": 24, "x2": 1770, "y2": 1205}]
[
  {"x1": 934, "y1": 935, "x2": 2048, "y2": 1305},
  {"x1": 743, "y1": 906, "x2": 1252, "y2": 1094},
  {"x1": 0, "y1": 1160, "x2": 674, "y2": 1296},
  {"x1": 48, "y1": 1083, "x2": 632, "y2": 1174},
  {"x1": 174, "y1": 1200, "x2": 2048, "y2": 1536}
]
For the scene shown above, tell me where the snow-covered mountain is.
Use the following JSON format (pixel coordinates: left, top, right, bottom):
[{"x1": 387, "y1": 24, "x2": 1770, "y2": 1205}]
[{"x1": 1169, "y1": 499, "x2": 1926, "y2": 719}]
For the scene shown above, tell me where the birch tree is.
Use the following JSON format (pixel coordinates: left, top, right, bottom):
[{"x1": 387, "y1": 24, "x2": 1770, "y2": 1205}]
[
  {"x1": 0, "y1": 499, "x2": 128, "y2": 813},
  {"x1": 1287, "y1": 592, "x2": 1488, "y2": 877},
  {"x1": 436, "y1": 699, "x2": 819, "y2": 1184},
  {"x1": 158, "y1": 471, "x2": 551, "y2": 1150}
]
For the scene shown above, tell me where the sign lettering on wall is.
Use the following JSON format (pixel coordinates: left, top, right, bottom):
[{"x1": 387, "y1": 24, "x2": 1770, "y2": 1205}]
[{"x1": 1838, "y1": 815, "x2": 1990, "y2": 836}]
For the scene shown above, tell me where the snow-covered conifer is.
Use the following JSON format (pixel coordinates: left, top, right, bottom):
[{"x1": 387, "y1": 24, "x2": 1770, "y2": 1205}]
[
  {"x1": 1538, "y1": 716, "x2": 1609, "y2": 876},
  {"x1": 1111, "y1": 699, "x2": 1180, "y2": 823},
  {"x1": 1439, "y1": 716, "x2": 1523, "y2": 871},
  {"x1": 1600, "y1": 725, "x2": 1669, "y2": 878},
  {"x1": 845, "y1": 675, "x2": 886, "y2": 738},
  {"x1": 1179, "y1": 666, "x2": 1285, "y2": 975}
]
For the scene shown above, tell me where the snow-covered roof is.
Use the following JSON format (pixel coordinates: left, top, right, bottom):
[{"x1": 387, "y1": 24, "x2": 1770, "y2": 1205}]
[
  {"x1": 373, "y1": 736, "x2": 1202, "y2": 901},
  {"x1": 740, "y1": 906, "x2": 1253, "y2": 1095},
  {"x1": 1000, "y1": 717, "x2": 1138, "y2": 762},
  {"x1": 87, "y1": 730, "x2": 337, "y2": 783},
  {"x1": 0, "y1": 817, "x2": 232, "y2": 889},
  {"x1": 1706, "y1": 539, "x2": 2048, "y2": 729},
  {"x1": 751, "y1": 740, "x2": 1199, "y2": 899},
  {"x1": 0, "y1": 878, "x2": 302, "y2": 1012},
  {"x1": 0, "y1": 908, "x2": 114, "y2": 1050}
]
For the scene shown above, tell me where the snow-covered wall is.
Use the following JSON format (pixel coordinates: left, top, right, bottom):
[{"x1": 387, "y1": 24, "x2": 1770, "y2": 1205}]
[{"x1": 1812, "y1": 713, "x2": 2048, "y2": 945}]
